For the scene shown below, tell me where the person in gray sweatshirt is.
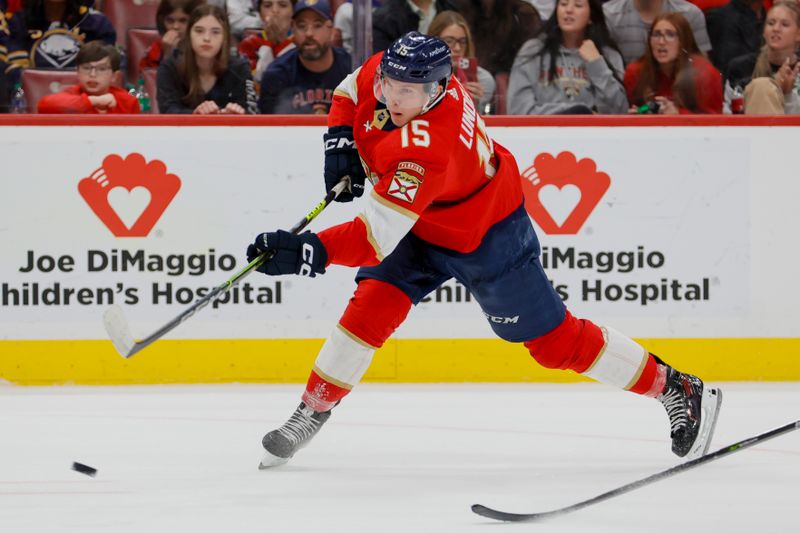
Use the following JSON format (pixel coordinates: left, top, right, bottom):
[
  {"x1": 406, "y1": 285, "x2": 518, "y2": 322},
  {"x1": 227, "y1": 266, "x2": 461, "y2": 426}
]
[{"x1": 508, "y1": 0, "x2": 628, "y2": 115}]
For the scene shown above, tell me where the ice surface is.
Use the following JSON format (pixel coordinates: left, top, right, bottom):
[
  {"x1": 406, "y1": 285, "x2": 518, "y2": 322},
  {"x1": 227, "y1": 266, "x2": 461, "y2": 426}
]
[{"x1": 0, "y1": 382, "x2": 797, "y2": 532}]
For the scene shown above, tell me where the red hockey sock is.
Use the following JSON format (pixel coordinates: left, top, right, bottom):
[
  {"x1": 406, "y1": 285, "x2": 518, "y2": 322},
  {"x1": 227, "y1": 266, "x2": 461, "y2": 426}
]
[
  {"x1": 522, "y1": 311, "x2": 605, "y2": 372},
  {"x1": 631, "y1": 355, "x2": 667, "y2": 397},
  {"x1": 302, "y1": 369, "x2": 351, "y2": 412},
  {"x1": 301, "y1": 279, "x2": 412, "y2": 412},
  {"x1": 339, "y1": 279, "x2": 412, "y2": 348}
]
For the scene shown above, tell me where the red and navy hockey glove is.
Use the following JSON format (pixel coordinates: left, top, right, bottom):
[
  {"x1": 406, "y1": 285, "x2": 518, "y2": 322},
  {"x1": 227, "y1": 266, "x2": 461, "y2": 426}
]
[
  {"x1": 247, "y1": 230, "x2": 327, "y2": 277},
  {"x1": 323, "y1": 125, "x2": 366, "y2": 203}
]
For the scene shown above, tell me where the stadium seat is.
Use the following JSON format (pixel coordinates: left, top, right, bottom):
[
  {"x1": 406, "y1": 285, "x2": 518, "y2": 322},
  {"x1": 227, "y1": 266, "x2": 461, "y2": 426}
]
[
  {"x1": 21, "y1": 69, "x2": 79, "y2": 113},
  {"x1": 127, "y1": 28, "x2": 160, "y2": 83},
  {"x1": 103, "y1": 0, "x2": 160, "y2": 46},
  {"x1": 141, "y1": 67, "x2": 158, "y2": 113}
]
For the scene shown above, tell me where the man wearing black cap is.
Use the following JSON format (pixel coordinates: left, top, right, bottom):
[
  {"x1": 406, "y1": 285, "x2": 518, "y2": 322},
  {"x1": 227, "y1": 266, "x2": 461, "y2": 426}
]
[{"x1": 258, "y1": 0, "x2": 352, "y2": 113}]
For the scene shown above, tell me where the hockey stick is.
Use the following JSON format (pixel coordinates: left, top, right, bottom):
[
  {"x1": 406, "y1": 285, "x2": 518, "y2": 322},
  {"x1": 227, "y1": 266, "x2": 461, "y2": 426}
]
[
  {"x1": 472, "y1": 419, "x2": 800, "y2": 523},
  {"x1": 103, "y1": 176, "x2": 351, "y2": 358}
]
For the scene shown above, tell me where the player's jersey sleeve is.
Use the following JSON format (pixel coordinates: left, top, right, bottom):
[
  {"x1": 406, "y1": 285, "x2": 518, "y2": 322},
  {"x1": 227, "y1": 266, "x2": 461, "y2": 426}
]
[
  {"x1": 327, "y1": 65, "x2": 361, "y2": 127},
  {"x1": 318, "y1": 118, "x2": 454, "y2": 267}
]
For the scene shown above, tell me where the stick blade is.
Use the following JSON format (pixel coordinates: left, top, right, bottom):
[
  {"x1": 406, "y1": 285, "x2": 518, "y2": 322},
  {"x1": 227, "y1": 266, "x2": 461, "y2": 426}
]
[
  {"x1": 103, "y1": 305, "x2": 137, "y2": 358},
  {"x1": 471, "y1": 504, "x2": 549, "y2": 523}
]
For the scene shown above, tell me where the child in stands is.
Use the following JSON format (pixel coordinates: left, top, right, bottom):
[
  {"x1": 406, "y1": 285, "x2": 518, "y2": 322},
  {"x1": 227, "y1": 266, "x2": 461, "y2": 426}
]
[{"x1": 38, "y1": 41, "x2": 140, "y2": 114}]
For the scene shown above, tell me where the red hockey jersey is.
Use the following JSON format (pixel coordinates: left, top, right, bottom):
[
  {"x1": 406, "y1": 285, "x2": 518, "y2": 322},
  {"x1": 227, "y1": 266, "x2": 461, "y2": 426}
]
[{"x1": 318, "y1": 53, "x2": 523, "y2": 268}]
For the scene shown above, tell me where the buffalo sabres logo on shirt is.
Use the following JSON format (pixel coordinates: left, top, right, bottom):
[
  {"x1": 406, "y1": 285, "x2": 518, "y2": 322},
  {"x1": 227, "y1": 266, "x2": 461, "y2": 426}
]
[
  {"x1": 31, "y1": 28, "x2": 82, "y2": 69},
  {"x1": 388, "y1": 163, "x2": 425, "y2": 204}
]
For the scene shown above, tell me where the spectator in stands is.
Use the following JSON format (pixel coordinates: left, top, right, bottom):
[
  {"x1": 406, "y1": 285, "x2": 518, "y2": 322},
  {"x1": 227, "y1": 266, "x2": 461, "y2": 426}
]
[
  {"x1": 0, "y1": 0, "x2": 115, "y2": 94},
  {"x1": 706, "y1": 0, "x2": 764, "y2": 76},
  {"x1": 38, "y1": 40, "x2": 140, "y2": 113},
  {"x1": 624, "y1": 12, "x2": 722, "y2": 113},
  {"x1": 372, "y1": 0, "x2": 457, "y2": 54},
  {"x1": 258, "y1": 0, "x2": 350, "y2": 113},
  {"x1": 508, "y1": 0, "x2": 627, "y2": 114},
  {"x1": 227, "y1": 0, "x2": 262, "y2": 38},
  {"x1": 427, "y1": 10, "x2": 495, "y2": 112},
  {"x1": 141, "y1": 0, "x2": 205, "y2": 71},
  {"x1": 238, "y1": 0, "x2": 296, "y2": 80},
  {"x1": 456, "y1": 0, "x2": 542, "y2": 75},
  {"x1": 725, "y1": 0, "x2": 800, "y2": 114},
  {"x1": 1, "y1": 9, "x2": 8, "y2": 110},
  {"x1": 157, "y1": 4, "x2": 257, "y2": 113},
  {"x1": 603, "y1": 0, "x2": 710, "y2": 65}
]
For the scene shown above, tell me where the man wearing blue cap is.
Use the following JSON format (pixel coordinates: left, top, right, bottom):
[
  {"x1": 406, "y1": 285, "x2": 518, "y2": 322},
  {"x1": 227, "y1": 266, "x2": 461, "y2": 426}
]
[{"x1": 258, "y1": 0, "x2": 352, "y2": 113}]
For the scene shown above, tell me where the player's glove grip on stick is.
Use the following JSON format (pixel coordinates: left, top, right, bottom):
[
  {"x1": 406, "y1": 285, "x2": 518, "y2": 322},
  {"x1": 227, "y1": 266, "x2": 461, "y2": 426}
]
[
  {"x1": 324, "y1": 125, "x2": 366, "y2": 202},
  {"x1": 247, "y1": 230, "x2": 328, "y2": 277}
]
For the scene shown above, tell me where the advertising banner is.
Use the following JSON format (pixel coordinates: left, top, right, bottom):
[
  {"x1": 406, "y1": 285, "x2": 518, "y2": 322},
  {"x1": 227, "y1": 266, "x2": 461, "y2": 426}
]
[{"x1": 1, "y1": 121, "x2": 797, "y2": 383}]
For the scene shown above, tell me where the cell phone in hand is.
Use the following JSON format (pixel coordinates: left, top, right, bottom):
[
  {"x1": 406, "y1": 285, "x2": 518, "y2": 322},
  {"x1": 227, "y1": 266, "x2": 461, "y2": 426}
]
[{"x1": 455, "y1": 57, "x2": 478, "y2": 83}]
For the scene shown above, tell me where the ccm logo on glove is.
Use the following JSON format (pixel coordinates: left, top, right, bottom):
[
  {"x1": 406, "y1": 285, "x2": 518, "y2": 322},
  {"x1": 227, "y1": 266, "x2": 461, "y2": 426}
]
[
  {"x1": 299, "y1": 243, "x2": 316, "y2": 277},
  {"x1": 247, "y1": 230, "x2": 327, "y2": 277},
  {"x1": 324, "y1": 137, "x2": 355, "y2": 150},
  {"x1": 324, "y1": 125, "x2": 367, "y2": 203}
]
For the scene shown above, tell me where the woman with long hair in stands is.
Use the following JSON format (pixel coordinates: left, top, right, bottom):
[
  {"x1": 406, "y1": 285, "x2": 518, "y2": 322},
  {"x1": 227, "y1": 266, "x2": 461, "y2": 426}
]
[
  {"x1": 725, "y1": 0, "x2": 800, "y2": 114},
  {"x1": 156, "y1": 4, "x2": 257, "y2": 114},
  {"x1": 427, "y1": 10, "x2": 495, "y2": 113},
  {"x1": 507, "y1": 0, "x2": 627, "y2": 115},
  {"x1": 624, "y1": 12, "x2": 722, "y2": 114}
]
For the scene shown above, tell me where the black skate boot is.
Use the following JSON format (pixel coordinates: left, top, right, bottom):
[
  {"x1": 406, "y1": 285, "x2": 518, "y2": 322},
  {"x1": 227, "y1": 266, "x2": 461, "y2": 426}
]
[
  {"x1": 657, "y1": 366, "x2": 722, "y2": 460},
  {"x1": 258, "y1": 402, "x2": 332, "y2": 469}
]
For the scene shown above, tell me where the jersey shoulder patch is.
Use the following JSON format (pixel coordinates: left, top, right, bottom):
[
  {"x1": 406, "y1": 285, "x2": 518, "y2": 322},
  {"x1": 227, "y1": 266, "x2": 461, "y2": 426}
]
[{"x1": 387, "y1": 165, "x2": 424, "y2": 204}]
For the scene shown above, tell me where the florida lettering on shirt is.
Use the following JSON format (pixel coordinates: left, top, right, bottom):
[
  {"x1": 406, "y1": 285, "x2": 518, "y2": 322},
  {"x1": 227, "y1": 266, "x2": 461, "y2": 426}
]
[{"x1": 291, "y1": 87, "x2": 334, "y2": 110}]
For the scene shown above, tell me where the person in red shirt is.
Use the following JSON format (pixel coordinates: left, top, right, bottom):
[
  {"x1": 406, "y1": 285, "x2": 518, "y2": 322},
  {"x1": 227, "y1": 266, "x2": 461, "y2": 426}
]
[
  {"x1": 238, "y1": 0, "x2": 296, "y2": 80},
  {"x1": 624, "y1": 12, "x2": 723, "y2": 114},
  {"x1": 38, "y1": 41, "x2": 140, "y2": 114},
  {"x1": 247, "y1": 32, "x2": 722, "y2": 469},
  {"x1": 140, "y1": 0, "x2": 205, "y2": 71}
]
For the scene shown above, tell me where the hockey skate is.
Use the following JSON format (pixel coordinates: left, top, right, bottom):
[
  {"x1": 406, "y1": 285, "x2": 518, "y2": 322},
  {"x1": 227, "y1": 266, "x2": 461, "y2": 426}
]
[
  {"x1": 657, "y1": 367, "x2": 722, "y2": 460},
  {"x1": 259, "y1": 402, "x2": 332, "y2": 469}
]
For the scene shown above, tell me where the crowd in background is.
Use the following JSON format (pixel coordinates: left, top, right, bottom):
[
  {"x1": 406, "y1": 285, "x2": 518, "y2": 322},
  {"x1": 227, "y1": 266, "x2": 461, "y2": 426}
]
[{"x1": 0, "y1": 0, "x2": 797, "y2": 115}]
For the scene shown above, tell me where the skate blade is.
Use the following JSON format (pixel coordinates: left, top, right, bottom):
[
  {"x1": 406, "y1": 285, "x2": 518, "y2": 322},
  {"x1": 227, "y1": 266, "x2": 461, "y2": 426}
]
[
  {"x1": 686, "y1": 387, "x2": 723, "y2": 460},
  {"x1": 258, "y1": 450, "x2": 290, "y2": 470}
]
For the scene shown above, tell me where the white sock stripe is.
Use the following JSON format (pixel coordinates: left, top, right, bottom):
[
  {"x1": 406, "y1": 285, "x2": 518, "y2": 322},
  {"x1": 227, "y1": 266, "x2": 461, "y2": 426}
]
[
  {"x1": 313, "y1": 326, "x2": 376, "y2": 389},
  {"x1": 312, "y1": 365, "x2": 353, "y2": 391},
  {"x1": 582, "y1": 326, "x2": 648, "y2": 390}
]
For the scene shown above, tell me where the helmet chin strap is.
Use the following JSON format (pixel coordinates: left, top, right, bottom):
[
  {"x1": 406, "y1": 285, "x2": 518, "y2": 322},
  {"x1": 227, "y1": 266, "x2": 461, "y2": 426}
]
[{"x1": 420, "y1": 79, "x2": 449, "y2": 114}]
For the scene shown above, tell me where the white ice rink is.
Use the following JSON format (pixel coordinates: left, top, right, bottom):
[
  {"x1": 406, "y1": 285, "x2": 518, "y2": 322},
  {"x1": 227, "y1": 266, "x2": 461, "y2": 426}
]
[{"x1": 1, "y1": 382, "x2": 797, "y2": 532}]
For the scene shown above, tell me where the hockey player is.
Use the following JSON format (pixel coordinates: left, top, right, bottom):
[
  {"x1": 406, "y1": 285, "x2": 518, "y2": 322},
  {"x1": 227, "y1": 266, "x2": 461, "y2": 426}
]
[{"x1": 247, "y1": 31, "x2": 722, "y2": 469}]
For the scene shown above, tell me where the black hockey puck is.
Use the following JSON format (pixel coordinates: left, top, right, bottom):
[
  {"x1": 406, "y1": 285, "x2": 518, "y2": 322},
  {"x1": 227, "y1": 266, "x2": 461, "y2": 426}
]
[{"x1": 71, "y1": 462, "x2": 97, "y2": 477}]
